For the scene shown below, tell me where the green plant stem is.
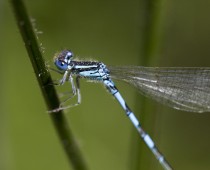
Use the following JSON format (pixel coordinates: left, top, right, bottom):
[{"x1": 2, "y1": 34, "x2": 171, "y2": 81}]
[
  {"x1": 10, "y1": 0, "x2": 88, "y2": 169},
  {"x1": 130, "y1": 0, "x2": 164, "y2": 170}
]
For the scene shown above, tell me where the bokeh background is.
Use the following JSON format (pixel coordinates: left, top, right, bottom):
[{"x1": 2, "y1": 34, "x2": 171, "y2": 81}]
[{"x1": 1, "y1": 0, "x2": 210, "y2": 170}]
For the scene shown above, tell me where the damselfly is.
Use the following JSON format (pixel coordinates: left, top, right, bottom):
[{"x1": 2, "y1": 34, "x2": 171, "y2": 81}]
[{"x1": 52, "y1": 50, "x2": 210, "y2": 170}]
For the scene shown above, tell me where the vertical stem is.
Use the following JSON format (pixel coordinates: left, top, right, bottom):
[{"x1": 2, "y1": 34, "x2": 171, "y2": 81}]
[
  {"x1": 130, "y1": 0, "x2": 165, "y2": 169},
  {"x1": 10, "y1": 0, "x2": 88, "y2": 169}
]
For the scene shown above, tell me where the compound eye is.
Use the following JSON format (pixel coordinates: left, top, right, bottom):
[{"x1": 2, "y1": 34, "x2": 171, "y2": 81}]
[{"x1": 55, "y1": 60, "x2": 68, "y2": 71}]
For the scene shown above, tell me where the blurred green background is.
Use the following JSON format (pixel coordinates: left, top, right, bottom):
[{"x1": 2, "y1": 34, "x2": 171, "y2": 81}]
[{"x1": 1, "y1": 0, "x2": 210, "y2": 170}]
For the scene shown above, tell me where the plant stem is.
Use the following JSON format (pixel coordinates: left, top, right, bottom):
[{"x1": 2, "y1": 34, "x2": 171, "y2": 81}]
[
  {"x1": 10, "y1": 0, "x2": 88, "y2": 169},
  {"x1": 130, "y1": 0, "x2": 165, "y2": 169}
]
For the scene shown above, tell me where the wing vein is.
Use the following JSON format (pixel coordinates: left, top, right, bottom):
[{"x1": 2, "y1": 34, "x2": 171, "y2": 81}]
[{"x1": 108, "y1": 66, "x2": 210, "y2": 112}]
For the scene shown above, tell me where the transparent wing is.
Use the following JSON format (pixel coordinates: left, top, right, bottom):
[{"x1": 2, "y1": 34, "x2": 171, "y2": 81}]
[{"x1": 108, "y1": 66, "x2": 210, "y2": 113}]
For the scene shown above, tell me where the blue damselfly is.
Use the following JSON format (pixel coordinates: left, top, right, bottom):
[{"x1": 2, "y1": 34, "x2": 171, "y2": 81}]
[{"x1": 51, "y1": 50, "x2": 210, "y2": 170}]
